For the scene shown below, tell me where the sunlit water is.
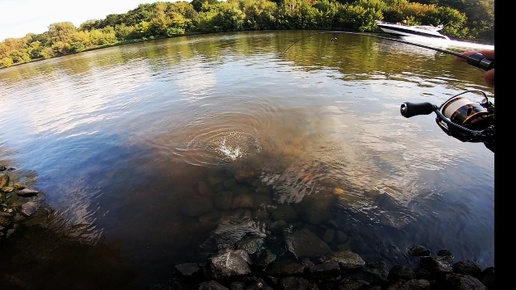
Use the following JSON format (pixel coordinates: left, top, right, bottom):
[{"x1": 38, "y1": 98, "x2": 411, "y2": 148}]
[
  {"x1": 0, "y1": 31, "x2": 494, "y2": 288},
  {"x1": 400, "y1": 35, "x2": 495, "y2": 51}
]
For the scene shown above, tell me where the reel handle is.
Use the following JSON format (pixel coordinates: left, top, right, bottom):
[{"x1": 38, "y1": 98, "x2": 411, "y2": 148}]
[{"x1": 400, "y1": 102, "x2": 437, "y2": 118}]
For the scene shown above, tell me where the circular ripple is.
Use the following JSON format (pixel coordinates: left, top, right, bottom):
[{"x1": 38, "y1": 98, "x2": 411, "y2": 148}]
[{"x1": 177, "y1": 127, "x2": 263, "y2": 166}]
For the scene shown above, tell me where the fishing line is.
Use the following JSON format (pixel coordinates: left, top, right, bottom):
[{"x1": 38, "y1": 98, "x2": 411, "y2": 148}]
[{"x1": 281, "y1": 30, "x2": 494, "y2": 71}]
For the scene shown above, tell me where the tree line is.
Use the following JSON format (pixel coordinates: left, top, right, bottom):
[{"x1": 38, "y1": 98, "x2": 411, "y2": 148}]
[{"x1": 0, "y1": 0, "x2": 494, "y2": 69}]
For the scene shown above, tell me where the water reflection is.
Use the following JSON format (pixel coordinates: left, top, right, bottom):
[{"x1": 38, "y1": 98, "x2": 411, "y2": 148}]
[{"x1": 0, "y1": 31, "x2": 494, "y2": 288}]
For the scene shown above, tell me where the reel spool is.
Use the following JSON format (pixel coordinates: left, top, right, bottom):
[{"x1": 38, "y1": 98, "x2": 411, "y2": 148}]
[{"x1": 436, "y1": 90, "x2": 494, "y2": 143}]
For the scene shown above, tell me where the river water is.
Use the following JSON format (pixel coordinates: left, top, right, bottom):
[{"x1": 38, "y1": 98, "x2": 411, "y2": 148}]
[{"x1": 0, "y1": 30, "x2": 494, "y2": 288}]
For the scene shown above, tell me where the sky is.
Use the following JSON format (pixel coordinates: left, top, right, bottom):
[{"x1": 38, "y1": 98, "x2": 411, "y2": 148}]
[{"x1": 0, "y1": 0, "x2": 151, "y2": 41}]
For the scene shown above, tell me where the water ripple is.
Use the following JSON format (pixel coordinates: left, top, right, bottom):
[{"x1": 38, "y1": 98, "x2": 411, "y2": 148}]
[{"x1": 139, "y1": 91, "x2": 279, "y2": 167}]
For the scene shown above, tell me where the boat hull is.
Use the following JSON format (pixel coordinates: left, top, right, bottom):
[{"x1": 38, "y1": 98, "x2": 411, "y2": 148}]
[{"x1": 377, "y1": 23, "x2": 449, "y2": 40}]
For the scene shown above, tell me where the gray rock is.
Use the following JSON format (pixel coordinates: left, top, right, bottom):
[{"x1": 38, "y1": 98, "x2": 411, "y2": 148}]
[
  {"x1": 16, "y1": 188, "x2": 39, "y2": 197},
  {"x1": 308, "y1": 261, "x2": 341, "y2": 281},
  {"x1": 437, "y1": 249, "x2": 454, "y2": 262},
  {"x1": 174, "y1": 262, "x2": 202, "y2": 276},
  {"x1": 207, "y1": 249, "x2": 252, "y2": 280},
  {"x1": 440, "y1": 273, "x2": 488, "y2": 290},
  {"x1": 230, "y1": 276, "x2": 272, "y2": 290},
  {"x1": 21, "y1": 201, "x2": 39, "y2": 216},
  {"x1": 337, "y1": 277, "x2": 375, "y2": 290},
  {"x1": 388, "y1": 264, "x2": 416, "y2": 280},
  {"x1": 235, "y1": 236, "x2": 264, "y2": 256},
  {"x1": 201, "y1": 217, "x2": 268, "y2": 253},
  {"x1": 271, "y1": 204, "x2": 298, "y2": 222},
  {"x1": 452, "y1": 260, "x2": 482, "y2": 276},
  {"x1": 348, "y1": 261, "x2": 390, "y2": 285},
  {"x1": 419, "y1": 256, "x2": 453, "y2": 275},
  {"x1": 285, "y1": 228, "x2": 332, "y2": 259},
  {"x1": 479, "y1": 267, "x2": 494, "y2": 289},
  {"x1": 253, "y1": 249, "x2": 276, "y2": 269},
  {"x1": 279, "y1": 276, "x2": 316, "y2": 290},
  {"x1": 173, "y1": 239, "x2": 494, "y2": 290},
  {"x1": 264, "y1": 259, "x2": 305, "y2": 277},
  {"x1": 198, "y1": 280, "x2": 229, "y2": 290},
  {"x1": 409, "y1": 244, "x2": 431, "y2": 257},
  {"x1": 386, "y1": 279, "x2": 431, "y2": 290},
  {"x1": 323, "y1": 250, "x2": 365, "y2": 271}
]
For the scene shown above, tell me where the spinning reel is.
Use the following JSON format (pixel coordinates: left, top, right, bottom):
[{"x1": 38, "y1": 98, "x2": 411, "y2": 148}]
[
  {"x1": 398, "y1": 51, "x2": 495, "y2": 153},
  {"x1": 400, "y1": 90, "x2": 495, "y2": 152},
  {"x1": 283, "y1": 32, "x2": 495, "y2": 152}
]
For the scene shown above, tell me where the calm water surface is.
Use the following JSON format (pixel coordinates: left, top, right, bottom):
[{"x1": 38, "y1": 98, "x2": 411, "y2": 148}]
[{"x1": 0, "y1": 31, "x2": 494, "y2": 288}]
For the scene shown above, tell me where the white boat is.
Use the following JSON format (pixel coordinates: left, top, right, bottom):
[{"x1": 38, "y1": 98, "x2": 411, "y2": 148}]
[{"x1": 376, "y1": 20, "x2": 450, "y2": 40}]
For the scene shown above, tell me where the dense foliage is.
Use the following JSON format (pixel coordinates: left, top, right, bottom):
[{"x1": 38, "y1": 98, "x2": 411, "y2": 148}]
[{"x1": 0, "y1": 0, "x2": 494, "y2": 69}]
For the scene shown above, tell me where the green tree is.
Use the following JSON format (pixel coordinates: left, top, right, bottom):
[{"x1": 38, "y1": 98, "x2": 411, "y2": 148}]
[
  {"x1": 430, "y1": 5, "x2": 467, "y2": 38},
  {"x1": 39, "y1": 47, "x2": 55, "y2": 59},
  {"x1": 462, "y1": 0, "x2": 493, "y2": 40},
  {"x1": 27, "y1": 40, "x2": 45, "y2": 59},
  {"x1": 313, "y1": 0, "x2": 340, "y2": 29},
  {"x1": 114, "y1": 24, "x2": 137, "y2": 41},
  {"x1": 29, "y1": 32, "x2": 52, "y2": 47},
  {"x1": 78, "y1": 19, "x2": 103, "y2": 31},
  {"x1": 9, "y1": 49, "x2": 31, "y2": 64},
  {"x1": 170, "y1": 1, "x2": 198, "y2": 31},
  {"x1": 69, "y1": 31, "x2": 91, "y2": 52},
  {"x1": 0, "y1": 57, "x2": 13, "y2": 67},
  {"x1": 149, "y1": 2, "x2": 173, "y2": 36},
  {"x1": 191, "y1": 0, "x2": 221, "y2": 12},
  {"x1": 48, "y1": 22, "x2": 77, "y2": 44},
  {"x1": 335, "y1": 2, "x2": 382, "y2": 31},
  {"x1": 277, "y1": 0, "x2": 321, "y2": 29},
  {"x1": 52, "y1": 41, "x2": 72, "y2": 55},
  {"x1": 197, "y1": 1, "x2": 246, "y2": 32},
  {"x1": 96, "y1": 13, "x2": 126, "y2": 29},
  {"x1": 167, "y1": 12, "x2": 188, "y2": 35},
  {"x1": 89, "y1": 27, "x2": 118, "y2": 46},
  {"x1": 123, "y1": 4, "x2": 156, "y2": 27},
  {"x1": 132, "y1": 21, "x2": 152, "y2": 39},
  {"x1": 235, "y1": 0, "x2": 278, "y2": 30}
]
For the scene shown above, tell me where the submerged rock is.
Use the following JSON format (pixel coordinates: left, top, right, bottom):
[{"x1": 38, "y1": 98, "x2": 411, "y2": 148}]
[
  {"x1": 206, "y1": 249, "x2": 252, "y2": 280},
  {"x1": 16, "y1": 188, "x2": 39, "y2": 197},
  {"x1": 285, "y1": 228, "x2": 332, "y2": 259},
  {"x1": 21, "y1": 201, "x2": 39, "y2": 217}
]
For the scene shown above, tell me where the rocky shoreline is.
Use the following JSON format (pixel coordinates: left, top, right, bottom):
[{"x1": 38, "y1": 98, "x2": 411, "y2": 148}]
[
  {"x1": 0, "y1": 165, "x2": 45, "y2": 242},
  {"x1": 1, "y1": 165, "x2": 495, "y2": 289},
  {"x1": 171, "y1": 244, "x2": 495, "y2": 290}
]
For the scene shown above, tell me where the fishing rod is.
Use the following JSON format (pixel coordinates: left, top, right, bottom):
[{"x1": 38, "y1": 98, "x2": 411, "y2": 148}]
[
  {"x1": 282, "y1": 30, "x2": 494, "y2": 71},
  {"x1": 283, "y1": 30, "x2": 495, "y2": 152}
]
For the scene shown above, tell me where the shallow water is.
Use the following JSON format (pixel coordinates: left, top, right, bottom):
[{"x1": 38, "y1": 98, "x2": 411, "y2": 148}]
[{"x1": 0, "y1": 31, "x2": 494, "y2": 288}]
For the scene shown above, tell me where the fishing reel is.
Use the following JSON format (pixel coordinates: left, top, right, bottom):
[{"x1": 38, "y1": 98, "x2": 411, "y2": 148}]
[{"x1": 400, "y1": 90, "x2": 495, "y2": 152}]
